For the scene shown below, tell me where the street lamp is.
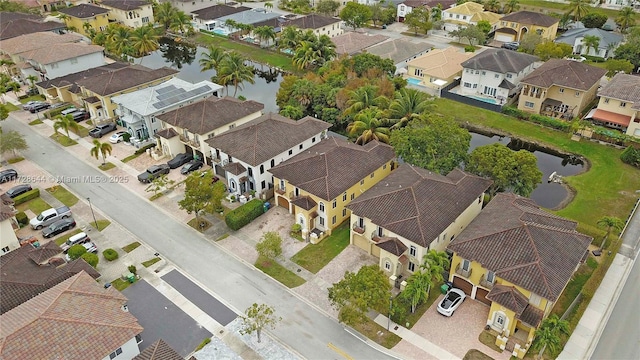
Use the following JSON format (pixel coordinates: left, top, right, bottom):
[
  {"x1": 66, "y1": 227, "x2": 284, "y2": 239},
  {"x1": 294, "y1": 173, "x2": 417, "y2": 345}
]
[
  {"x1": 87, "y1": 197, "x2": 98, "y2": 230},
  {"x1": 387, "y1": 295, "x2": 393, "y2": 331}
]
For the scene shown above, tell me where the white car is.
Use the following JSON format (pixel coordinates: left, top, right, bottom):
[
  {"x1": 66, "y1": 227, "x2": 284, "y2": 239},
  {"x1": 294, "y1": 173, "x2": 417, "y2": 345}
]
[
  {"x1": 437, "y1": 288, "x2": 466, "y2": 317},
  {"x1": 109, "y1": 131, "x2": 128, "y2": 144},
  {"x1": 65, "y1": 242, "x2": 98, "y2": 262}
]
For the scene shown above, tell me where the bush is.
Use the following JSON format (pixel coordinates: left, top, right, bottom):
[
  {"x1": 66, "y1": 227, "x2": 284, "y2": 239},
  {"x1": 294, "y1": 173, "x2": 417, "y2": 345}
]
[
  {"x1": 583, "y1": 54, "x2": 605, "y2": 63},
  {"x1": 620, "y1": 146, "x2": 640, "y2": 168},
  {"x1": 122, "y1": 132, "x2": 131, "y2": 142},
  {"x1": 464, "y1": 45, "x2": 476, "y2": 53},
  {"x1": 134, "y1": 143, "x2": 156, "y2": 155},
  {"x1": 128, "y1": 265, "x2": 137, "y2": 275},
  {"x1": 528, "y1": 114, "x2": 571, "y2": 132},
  {"x1": 68, "y1": 244, "x2": 88, "y2": 260},
  {"x1": 15, "y1": 211, "x2": 28, "y2": 226},
  {"x1": 225, "y1": 199, "x2": 265, "y2": 231},
  {"x1": 291, "y1": 223, "x2": 302, "y2": 234},
  {"x1": 502, "y1": 106, "x2": 528, "y2": 119},
  {"x1": 103, "y1": 248, "x2": 119, "y2": 261},
  {"x1": 81, "y1": 252, "x2": 99, "y2": 268},
  {"x1": 12, "y1": 188, "x2": 40, "y2": 206}
]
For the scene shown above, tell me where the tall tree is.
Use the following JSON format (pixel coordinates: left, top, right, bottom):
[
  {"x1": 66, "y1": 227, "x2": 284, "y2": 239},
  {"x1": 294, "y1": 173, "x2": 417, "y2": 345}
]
[
  {"x1": 596, "y1": 216, "x2": 624, "y2": 251},
  {"x1": 200, "y1": 46, "x2": 227, "y2": 73},
  {"x1": 256, "y1": 231, "x2": 283, "y2": 260},
  {"x1": 316, "y1": 0, "x2": 340, "y2": 16},
  {"x1": 339, "y1": 2, "x2": 372, "y2": 31},
  {"x1": 53, "y1": 114, "x2": 80, "y2": 138},
  {"x1": 582, "y1": 35, "x2": 600, "y2": 56},
  {"x1": 264, "y1": 1, "x2": 273, "y2": 11},
  {"x1": 616, "y1": 7, "x2": 637, "y2": 33},
  {"x1": 239, "y1": 303, "x2": 281, "y2": 343},
  {"x1": 90, "y1": 139, "x2": 113, "y2": 165},
  {"x1": 565, "y1": 0, "x2": 590, "y2": 22},
  {"x1": 217, "y1": 52, "x2": 255, "y2": 97},
  {"x1": 581, "y1": 12, "x2": 607, "y2": 28},
  {"x1": 343, "y1": 84, "x2": 387, "y2": 116},
  {"x1": 170, "y1": 10, "x2": 193, "y2": 34},
  {"x1": 253, "y1": 26, "x2": 276, "y2": 47},
  {"x1": 534, "y1": 41, "x2": 573, "y2": 61},
  {"x1": 389, "y1": 88, "x2": 432, "y2": 129},
  {"x1": 614, "y1": 27, "x2": 640, "y2": 68},
  {"x1": 154, "y1": 1, "x2": 177, "y2": 30},
  {"x1": 178, "y1": 171, "x2": 226, "y2": 224},
  {"x1": 503, "y1": 0, "x2": 520, "y2": 14},
  {"x1": 404, "y1": 7, "x2": 432, "y2": 35},
  {"x1": 346, "y1": 108, "x2": 390, "y2": 145},
  {"x1": 0, "y1": 130, "x2": 28, "y2": 158},
  {"x1": 532, "y1": 315, "x2": 570, "y2": 359},
  {"x1": 26, "y1": 74, "x2": 38, "y2": 89},
  {"x1": 369, "y1": 2, "x2": 384, "y2": 27},
  {"x1": 401, "y1": 271, "x2": 432, "y2": 313},
  {"x1": 605, "y1": 58, "x2": 634, "y2": 77},
  {"x1": 130, "y1": 24, "x2": 160, "y2": 61},
  {"x1": 484, "y1": 0, "x2": 500, "y2": 12},
  {"x1": 277, "y1": 26, "x2": 301, "y2": 52}
]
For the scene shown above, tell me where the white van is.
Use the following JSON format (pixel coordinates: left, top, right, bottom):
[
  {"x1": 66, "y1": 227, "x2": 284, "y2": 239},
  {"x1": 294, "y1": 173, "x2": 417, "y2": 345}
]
[
  {"x1": 60, "y1": 232, "x2": 91, "y2": 253},
  {"x1": 60, "y1": 107, "x2": 78, "y2": 116}
]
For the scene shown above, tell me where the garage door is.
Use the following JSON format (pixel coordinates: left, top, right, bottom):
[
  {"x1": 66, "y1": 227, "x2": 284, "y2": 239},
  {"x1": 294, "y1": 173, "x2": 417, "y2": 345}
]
[
  {"x1": 476, "y1": 287, "x2": 492, "y2": 306},
  {"x1": 277, "y1": 196, "x2": 289, "y2": 209},
  {"x1": 496, "y1": 33, "x2": 515, "y2": 43},
  {"x1": 452, "y1": 276, "x2": 473, "y2": 296},
  {"x1": 353, "y1": 234, "x2": 370, "y2": 253}
]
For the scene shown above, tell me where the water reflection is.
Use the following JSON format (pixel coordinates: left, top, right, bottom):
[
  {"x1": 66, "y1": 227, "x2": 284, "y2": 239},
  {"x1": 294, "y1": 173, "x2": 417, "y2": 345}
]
[{"x1": 158, "y1": 37, "x2": 196, "y2": 69}]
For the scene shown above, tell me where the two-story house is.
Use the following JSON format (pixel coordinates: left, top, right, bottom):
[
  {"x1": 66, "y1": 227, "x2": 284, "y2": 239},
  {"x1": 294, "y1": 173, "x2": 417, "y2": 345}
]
[
  {"x1": 346, "y1": 165, "x2": 491, "y2": 288},
  {"x1": 364, "y1": 38, "x2": 433, "y2": 75},
  {"x1": 405, "y1": 46, "x2": 474, "y2": 96},
  {"x1": 112, "y1": 78, "x2": 222, "y2": 146},
  {"x1": 0, "y1": 271, "x2": 144, "y2": 360},
  {"x1": 270, "y1": 138, "x2": 396, "y2": 244},
  {"x1": 191, "y1": 4, "x2": 251, "y2": 32},
  {"x1": 517, "y1": 59, "x2": 606, "y2": 119},
  {"x1": 396, "y1": 0, "x2": 456, "y2": 22},
  {"x1": 58, "y1": 3, "x2": 110, "y2": 36},
  {"x1": 460, "y1": 49, "x2": 539, "y2": 102},
  {"x1": 447, "y1": 193, "x2": 591, "y2": 358},
  {"x1": 442, "y1": 2, "x2": 501, "y2": 32},
  {"x1": 75, "y1": 65, "x2": 178, "y2": 121},
  {"x1": 0, "y1": 12, "x2": 66, "y2": 41},
  {"x1": 495, "y1": 11, "x2": 559, "y2": 43},
  {"x1": 217, "y1": 8, "x2": 283, "y2": 34},
  {"x1": 555, "y1": 28, "x2": 623, "y2": 60},
  {"x1": 205, "y1": 113, "x2": 331, "y2": 200},
  {"x1": 98, "y1": 0, "x2": 154, "y2": 28},
  {"x1": 155, "y1": 97, "x2": 264, "y2": 165},
  {"x1": 283, "y1": 14, "x2": 343, "y2": 38},
  {"x1": 0, "y1": 197, "x2": 18, "y2": 256},
  {"x1": 588, "y1": 73, "x2": 640, "y2": 138}
]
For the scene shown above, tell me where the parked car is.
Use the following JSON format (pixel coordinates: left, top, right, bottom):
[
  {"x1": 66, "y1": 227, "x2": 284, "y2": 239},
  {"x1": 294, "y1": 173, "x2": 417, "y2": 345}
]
[
  {"x1": 70, "y1": 110, "x2": 89, "y2": 122},
  {"x1": 42, "y1": 218, "x2": 76, "y2": 238},
  {"x1": 89, "y1": 123, "x2": 117, "y2": 138},
  {"x1": 22, "y1": 101, "x2": 40, "y2": 111},
  {"x1": 137, "y1": 164, "x2": 170, "y2": 183},
  {"x1": 30, "y1": 206, "x2": 72, "y2": 230},
  {"x1": 49, "y1": 102, "x2": 69, "y2": 110},
  {"x1": 60, "y1": 107, "x2": 78, "y2": 116},
  {"x1": 29, "y1": 102, "x2": 50, "y2": 113},
  {"x1": 0, "y1": 169, "x2": 18, "y2": 183},
  {"x1": 109, "y1": 131, "x2": 128, "y2": 144},
  {"x1": 437, "y1": 288, "x2": 466, "y2": 317},
  {"x1": 60, "y1": 232, "x2": 91, "y2": 253},
  {"x1": 181, "y1": 160, "x2": 204, "y2": 174},
  {"x1": 65, "y1": 242, "x2": 98, "y2": 261},
  {"x1": 501, "y1": 42, "x2": 519, "y2": 51},
  {"x1": 4, "y1": 184, "x2": 32, "y2": 198},
  {"x1": 167, "y1": 153, "x2": 193, "y2": 169}
]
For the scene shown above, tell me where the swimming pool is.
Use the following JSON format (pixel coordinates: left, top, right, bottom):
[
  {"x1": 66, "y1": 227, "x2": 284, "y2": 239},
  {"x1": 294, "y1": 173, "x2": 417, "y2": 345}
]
[
  {"x1": 468, "y1": 95, "x2": 498, "y2": 104},
  {"x1": 406, "y1": 78, "x2": 424, "y2": 86},
  {"x1": 212, "y1": 28, "x2": 229, "y2": 36}
]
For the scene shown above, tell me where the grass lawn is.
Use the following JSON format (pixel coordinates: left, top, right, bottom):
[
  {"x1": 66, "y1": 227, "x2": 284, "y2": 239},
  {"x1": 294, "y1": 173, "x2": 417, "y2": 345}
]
[
  {"x1": 50, "y1": 133, "x2": 78, "y2": 147},
  {"x1": 194, "y1": 33, "x2": 298, "y2": 73},
  {"x1": 91, "y1": 219, "x2": 111, "y2": 231},
  {"x1": 46, "y1": 185, "x2": 78, "y2": 207},
  {"x1": 54, "y1": 229, "x2": 82, "y2": 246},
  {"x1": 122, "y1": 241, "x2": 141, "y2": 253},
  {"x1": 70, "y1": 124, "x2": 89, "y2": 137},
  {"x1": 433, "y1": 98, "x2": 640, "y2": 238},
  {"x1": 142, "y1": 257, "x2": 162, "y2": 267},
  {"x1": 194, "y1": 338, "x2": 211, "y2": 352},
  {"x1": 511, "y1": 0, "x2": 622, "y2": 18},
  {"x1": 463, "y1": 349, "x2": 495, "y2": 360},
  {"x1": 122, "y1": 153, "x2": 141, "y2": 163},
  {"x1": 7, "y1": 156, "x2": 24, "y2": 164},
  {"x1": 254, "y1": 256, "x2": 306, "y2": 288},
  {"x1": 291, "y1": 223, "x2": 350, "y2": 273},
  {"x1": 187, "y1": 217, "x2": 212, "y2": 232},
  {"x1": 99, "y1": 162, "x2": 116, "y2": 171},
  {"x1": 19, "y1": 94, "x2": 45, "y2": 103},
  {"x1": 16, "y1": 197, "x2": 51, "y2": 215},
  {"x1": 403, "y1": 282, "x2": 444, "y2": 329},
  {"x1": 28, "y1": 119, "x2": 43, "y2": 125},
  {"x1": 4, "y1": 103, "x2": 19, "y2": 112},
  {"x1": 551, "y1": 257, "x2": 598, "y2": 317},
  {"x1": 110, "y1": 278, "x2": 133, "y2": 291},
  {"x1": 478, "y1": 330, "x2": 503, "y2": 353},
  {"x1": 216, "y1": 233, "x2": 230, "y2": 241},
  {"x1": 352, "y1": 317, "x2": 402, "y2": 349}
]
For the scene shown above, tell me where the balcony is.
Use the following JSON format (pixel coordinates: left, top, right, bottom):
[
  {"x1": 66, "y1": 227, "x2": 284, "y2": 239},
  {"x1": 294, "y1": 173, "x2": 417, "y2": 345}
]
[
  {"x1": 179, "y1": 135, "x2": 199, "y2": 149},
  {"x1": 455, "y1": 263, "x2": 472, "y2": 278},
  {"x1": 212, "y1": 157, "x2": 222, "y2": 164},
  {"x1": 371, "y1": 230, "x2": 382, "y2": 241},
  {"x1": 275, "y1": 186, "x2": 286, "y2": 195},
  {"x1": 480, "y1": 274, "x2": 495, "y2": 289},
  {"x1": 352, "y1": 222, "x2": 366, "y2": 234}
]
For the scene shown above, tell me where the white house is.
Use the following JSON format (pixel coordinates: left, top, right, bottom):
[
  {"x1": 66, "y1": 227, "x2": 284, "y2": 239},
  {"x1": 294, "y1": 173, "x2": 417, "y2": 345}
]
[
  {"x1": 555, "y1": 28, "x2": 623, "y2": 60},
  {"x1": 397, "y1": 0, "x2": 456, "y2": 22},
  {"x1": 205, "y1": 113, "x2": 331, "y2": 200},
  {"x1": 364, "y1": 38, "x2": 433, "y2": 75},
  {"x1": 442, "y1": 1, "x2": 501, "y2": 32},
  {"x1": 112, "y1": 78, "x2": 222, "y2": 145},
  {"x1": 460, "y1": 49, "x2": 539, "y2": 102},
  {"x1": 191, "y1": 4, "x2": 251, "y2": 32},
  {"x1": 99, "y1": 0, "x2": 154, "y2": 28},
  {"x1": 0, "y1": 199, "x2": 18, "y2": 256},
  {"x1": 283, "y1": 14, "x2": 343, "y2": 38}
]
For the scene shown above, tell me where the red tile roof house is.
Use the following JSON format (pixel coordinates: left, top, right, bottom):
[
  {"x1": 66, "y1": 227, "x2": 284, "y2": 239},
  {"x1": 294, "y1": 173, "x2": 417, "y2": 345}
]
[
  {"x1": 0, "y1": 271, "x2": 144, "y2": 360},
  {"x1": 346, "y1": 164, "x2": 491, "y2": 287}
]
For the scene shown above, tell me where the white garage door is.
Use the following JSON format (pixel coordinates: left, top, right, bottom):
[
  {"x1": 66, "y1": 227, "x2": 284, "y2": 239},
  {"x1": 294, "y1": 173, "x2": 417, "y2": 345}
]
[{"x1": 496, "y1": 33, "x2": 515, "y2": 42}]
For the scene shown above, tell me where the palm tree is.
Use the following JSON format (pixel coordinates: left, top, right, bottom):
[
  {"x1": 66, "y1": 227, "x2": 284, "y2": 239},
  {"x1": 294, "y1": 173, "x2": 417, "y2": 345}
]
[
  {"x1": 200, "y1": 46, "x2": 227, "y2": 73},
  {"x1": 26, "y1": 75, "x2": 38, "y2": 89},
  {"x1": 343, "y1": 85, "x2": 388, "y2": 117},
  {"x1": 253, "y1": 26, "x2": 276, "y2": 47},
  {"x1": 170, "y1": 11, "x2": 193, "y2": 34},
  {"x1": 389, "y1": 88, "x2": 432, "y2": 129},
  {"x1": 53, "y1": 114, "x2": 80, "y2": 138},
  {"x1": 224, "y1": 19, "x2": 239, "y2": 33},
  {"x1": 582, "y1": 35, "x2": 600, "y2": 56},
  {"x1": 315, "y1": 34, "x2": 337, "y2": 64},
  {"x1": 278, "y1": 26, "x2": 301, "y2": 52},
  {"x1": 217, "y1": 52, "x2": 255, "y2": 97},
  {"x1": 130, "y1": 25, "x2": 160, "y2": 61},
  {"x1": 346, "y1": 108, "x2": 390, "y2": 145},
  {"x1": 106, "y1": 24, "x2": 132, "y2": 58},
  {"x1": 264, "y1": 2, "x2": 273, "y2": 11},
  {"x1": 422, "y1": 250, "x2": 450, "y2": 273},
  {"x1": 293, "y1": 40, "x2": 318, "y2": 70},
  {"x1": 402, "y1": 271, "x2": 432, "y2": 313},
  {"x1": 532, "y1": 315, "x2": 569, "y2": 359},
  {"x1": 503, "y1": 0, "x2": 520, "y2": 13},
  {"x1": 154, "y1": 1, "x2": 176, "y2": 31},
  {"x1": 90, "y1": 139, "x2": 113, "y2": 165},
  {"x1": 596, "y1": 216, "x2": 624, "y2": 251},
  {"x1": 279, "y1": 105, "x2": 304, "y2": 120},
  {"x1": 565, "y1": 0, "x2": 590, "y2": 22},
  {"x1": 484, "y1": 0, "x2": 500, "y2": 12},
  {"x1": 616, "y1": 7, "x2": 636, "y2": 33}
]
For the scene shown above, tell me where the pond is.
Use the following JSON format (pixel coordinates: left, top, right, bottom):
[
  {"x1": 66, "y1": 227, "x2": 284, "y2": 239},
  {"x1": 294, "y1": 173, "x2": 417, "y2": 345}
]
[
  {"x1": 469, "y1": 131, "x2": 585, "y2": 209},
  {"x1": 139, "y1": 37, "x2": 284, "y2": 113}
]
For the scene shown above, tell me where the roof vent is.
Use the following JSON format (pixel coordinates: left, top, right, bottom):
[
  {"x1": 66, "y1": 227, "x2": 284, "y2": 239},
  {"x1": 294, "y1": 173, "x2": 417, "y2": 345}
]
[{"x1": 121, "y1": 304, "x2": 129, "y2": 312}]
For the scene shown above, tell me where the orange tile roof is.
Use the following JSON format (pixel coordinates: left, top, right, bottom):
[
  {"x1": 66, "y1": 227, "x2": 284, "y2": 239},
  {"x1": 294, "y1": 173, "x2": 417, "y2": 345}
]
[{"x1": 592, "y1": 109, "x2": 632, "y2": 126}]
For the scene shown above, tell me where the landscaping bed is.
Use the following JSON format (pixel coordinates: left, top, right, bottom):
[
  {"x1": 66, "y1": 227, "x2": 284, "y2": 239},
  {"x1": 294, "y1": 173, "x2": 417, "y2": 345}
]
[
  {"x1": 50, "y1": 133, "x2": 77, "y2": 147},
  {"x1": 16, "y1": 197, "x2": 51, "y2": 215},
  {"x1": 46, "y1": 185, "x2": 78, "y2": 207},
  {"x1": 290, "y1": 223, "x2": 350, "y2": 273},
  {"x1": 254, "y1": 255, "x2": 306, "y2": 288}
]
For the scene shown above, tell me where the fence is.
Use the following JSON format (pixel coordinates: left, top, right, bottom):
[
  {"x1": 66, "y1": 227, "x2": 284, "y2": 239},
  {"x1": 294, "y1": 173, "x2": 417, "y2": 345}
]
[{"x1": 440, "y1": 79, "x2": 504, "y2": 113}]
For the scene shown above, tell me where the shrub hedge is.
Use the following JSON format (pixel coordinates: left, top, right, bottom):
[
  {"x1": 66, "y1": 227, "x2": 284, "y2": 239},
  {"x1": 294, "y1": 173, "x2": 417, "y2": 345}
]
[
  {"x1": 15, "y1": 211, "x2": 28, "y2": 226},
  {"x1": 621, "y1": 146, "x2": 640, "y2": 168},
  {"x1": 134, "y1": 143, "x2": 156, "y2": 155},
  {"x1": 225, "y1": 199, "x2": 264, "y2": 231},
  {"x1": 103, "y1": 248, "x2": 119, "y2": 261},
  {"x1": 13, "y1": 188, "x2": 40, "y2": 206},
  {"x1": 502, "y1": 107, "x2": 571, "y2": 132}
]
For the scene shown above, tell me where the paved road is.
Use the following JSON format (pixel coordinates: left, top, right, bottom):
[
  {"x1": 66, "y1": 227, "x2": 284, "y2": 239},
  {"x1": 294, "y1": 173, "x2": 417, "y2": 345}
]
[
  {"x1": 591, "y1": 201, "x2": 640, "y2": 360},
  {"x1": 4, "y1": 116, "x2": 395, "y2": 360}
]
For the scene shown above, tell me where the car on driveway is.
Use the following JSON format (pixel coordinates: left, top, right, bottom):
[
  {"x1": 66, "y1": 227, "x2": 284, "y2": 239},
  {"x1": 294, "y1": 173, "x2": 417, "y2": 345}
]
[
  {"x1": 501, "y1": 42, "x2": 519, "y2": 51},
  {"x1": 65, "y1": 242, "x2": 98, "y2": 261},
  {"x1": 137, "y1": 164, "x2": 171, "y2": 183},
  {"x1": 167, "y1": 153, "x2": 192, "y2": 169},
  {"x1": 28, "y1": 102, "x2": 50, "y2": 113},
  {"x1": 4, "y1": 184, "x2": 32, "y2": 198},
  {"x1": 0, "y1": 169, "x2": 18, "y2": 183},
  {"x1": 42, "y1": 218, "x2": 76, "y2": 238},
  {"x1": 22, "y1": 101, "x2": 40, "y2": 111},
  {"x1": 89, "y1": 123, "x2": 117, "y2": 138},
  {"x1": 437, "y1": 288, "x2": 466, "y2": 317},
  {"x1": 181, "y1": 160, "x2": 203, "y2": 174},
  {"x1": 109, "y1": 131, "x2": 128, "y2": 144}
]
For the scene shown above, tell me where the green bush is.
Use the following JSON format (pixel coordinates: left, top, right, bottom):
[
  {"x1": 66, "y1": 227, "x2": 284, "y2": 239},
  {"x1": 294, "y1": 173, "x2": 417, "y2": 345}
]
[
  {"x1": 464, "y1": 45, "x2": 476, "y2": 53},
  {"x1": 13, "y1": 188, "x2": 40, "y2": 206},
  {"x1": 81, "y1": 252, "x2": 99, "y2": 268},
  {"x1": 502, "y1": 106, "x2": 528, "y2": 119},
  {"x1": 225, "y1": 199, "x2": 265, "y2": 231},
  {"x1": 528, "y1": 114, "x2": 571, "y2": 132},
  {"x1": 134, "y1": 143, "x2": 156, "y2": 155},
  {"x1": 583, "y1": 55, "x2": 605, "y2": 63},
  {"x1": 68, "y1": 244, "x2": 87, "y2": 260},
  {"x1": 122, "y1": 132, "x2": 131, "y2": 142},
  {"x1": 15, "y1": 211, "x2": 28, "y2": 226},
  {"x1": 103, "y1": 248, "x2": 119, "y2": 261},
  {"x1": 128, "y1": 264, "x2": 137, "y2": 275},
  {"x1": 620, "y1": 146, "x2": 640, "y2": 168}
]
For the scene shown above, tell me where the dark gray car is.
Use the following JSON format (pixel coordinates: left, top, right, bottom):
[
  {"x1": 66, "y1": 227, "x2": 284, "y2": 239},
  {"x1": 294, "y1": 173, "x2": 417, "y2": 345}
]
[
  {"x1": 42, "y1": 218, "x2": 76, "y2": 238},
  {"x1": 4, "y1": 184, "x2": 32, "y2": 198},
  {"x1": 89, "y1": 123, "x2": 117, "y2": 138}
]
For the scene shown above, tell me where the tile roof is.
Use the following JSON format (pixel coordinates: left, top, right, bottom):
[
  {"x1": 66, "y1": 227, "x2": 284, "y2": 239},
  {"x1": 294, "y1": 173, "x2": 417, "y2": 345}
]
[
  {"x1": 406, "y1": 47, "x2": 474, "y2": 80},
  {"x1": 332, "y1": 32, "x2": 390, "y2": 55},
  {"x1": 461, "y1": 48, "x2": 538, "y2": 74},
  {"x1": 0, "y1": 242, "x2": 100, "y2": 314},
  {"x1": 444, "y1": 2, "x2": 484, "y2": 15},
  {"x1": 291, "y1": 196, "x2": 317, "y2": 211},
  {"x1": 597, "y1": 73, "x2": 640, "y2": 106},
  {"x1": 364, "y1": 38, "x2": 433, "y2": 64},
  {"x1": 59, "y1": 3, "x2": 110, "y2": 18},
  {"x1": 283, "y1": 14, "x2": 340, "y2": 29},
  {"x1": 76, "y1": 65, "x2": 178, "y2": 96},
  {"x1": 0, "y1": 202, "x2": 15, "y2": 222},
  {"x1": 499, "y1": 11, "x2": 559, "y2": 27},
  {"x1": 156, "y1": 128, "x2": 179, "y2": 139},
  {"x1": 486, "y1": 284, "x2": 529, "y2": 314},
  {"x1": 222, "y1": 162, "x2": 247, "y2": 176},
  {"x1": 400, "y1": 0, "x2": 456, "y2": 9},
  {"x1": 0, "y1": 32, "x2": 81, "y2": 56},
  {"x1": 269, "y1": 137, "x2": 396, "y2": 201},
  {"x1": 555, "y1": 28, "x2": 623, "y2": 50},
  {"x1": 191, "y1": 4, "x2": 251, "y2": 20},
  {"x1": 448, "y1": 193, "x2": 592, "y2": 301},
  {"x1": 156, "y1": 96, "x2": 264, "y2": 135},
  {"x1": 99, "y1": 0, "x2": 149, "y2": 11},
  {"x1": 376, "y1": 237, "x2": 408, "y2": 256},
  {"x1": 22, "y1": 42, "x2": 104, "y2": 65},
  {"x1": 134, "y1": 339, "x2": 183, "y2": 360},
  {"x1": 347, "y1": 165, "x2": 491, "y2": 248},
  {"x1": 0, "y1": 271, "x2": 143, "y2": 360},
  {"x1": 218, "y1": 8, "x2": 283, "y2": 25},
  {"x1": 0, "y1": 13, "x2": 65, "y2": 41},
  {"x1": 470, "y1": 11, "x2": 502, "y2": 24},
  {"x1": 35, "y1": 63, "x2": 128, "y2": 89},
  {"x1": 520, "y1": 58, "x2": 606, "y2": 91},
  {"x1": 206, "y1": 113, "x2": 331, "y2": 166},
  {"x1": 519, "y1": 303, "x2": 544, "y2": 328}
]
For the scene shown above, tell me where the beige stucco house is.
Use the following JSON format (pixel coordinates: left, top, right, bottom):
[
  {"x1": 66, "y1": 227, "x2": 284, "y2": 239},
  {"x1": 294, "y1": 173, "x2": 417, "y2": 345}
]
[
  {"x1": 442, "y1": 2, "x2": 501, "y2": 32},
  {"x1": 98, "y1": 0, "x2": 154, "y2": 28},
  {"x1": 517, "y1": 59, "x2": 606, "y2": 119},
  {"x1": 0, "y1": 198, "x2": 18, "y2": 256},
  {"x1": 405, "y1": 47, "x2": 474, "y2": 96},
  {"x1": 495, "y1": 11, "x2": 559, "y2": 43},
  {"x1": 588, "y1": 73, "x2": 640, "y2": 138}
]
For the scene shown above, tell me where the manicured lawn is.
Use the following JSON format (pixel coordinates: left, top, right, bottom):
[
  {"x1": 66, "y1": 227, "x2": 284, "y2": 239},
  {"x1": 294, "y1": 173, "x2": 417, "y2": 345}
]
[
  {"x1": 70, "y1": 124, "x2": 89, "y2": 137},
  {"x1": 510, "y1": 0, "x2": 622, "y2": 18},
  {"x1": 142, "y1": 257, "x2": 162, "y2": 267},
  {"x1": 254, "y1": 256, "x2": 306, "y2": 288},
  {"x1": 463, "y1": 349, "x2": 495, "y2": 360},
  {"x1": 352, "y1": 317, "x2": 402, "y2": 349},
  {"x1": 50, "y1": 133, "x2": 77, "y2": 147},
  {"x1": 46, "y1": 185, "x2": 79, "y2": 207},
  {"x1": 16, "y1": 197, "x2": 51, "y2": 215},
  {"x1": 28, "y1": 119, "x2": 43, "y2": 125},
  {"x1": 19, "y1": 95, "x2": 45, "y2": 103},
  {"x1": 187, "y1": 217, "x2": 212, "y2": 231},
  {"x1": 4, "y1": 103, "x2": 19, "y2": 112},
  {"x1": 433, "y1": 98, "x2": 640, "y2": 238},
  {"x1": 91, "y1": 219, "x2": 111, "y2": 231},
  {"x1": 110, "y1": 278, "x2": 133, "y2": 291},
  {"x1": 122, "y1": 241, "x2": 141, "y2": 253},
  {"x1": 291, "y1": 223, "x2": 350, "y2": 273},
  {"x1": 478, "y1": 330, "x2": 503, "y2": 353},
  {"x1": 194, "y1": 33, "x2": 298, "y2": 73},
  {"x1": 98, "y1": 162, "x2": 116, "y2": 171},
  {"x1": 122, "y1": 153, "x2": 141, "y2": 163},
  {"x1": 54, "y1": 229, "x2": 82, "y2": 246}
]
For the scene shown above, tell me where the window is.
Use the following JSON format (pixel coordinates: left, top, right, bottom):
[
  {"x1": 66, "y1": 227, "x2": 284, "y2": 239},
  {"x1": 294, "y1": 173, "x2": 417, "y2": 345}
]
[
  {"x1": 525, "y1": 101, "x2": 534, "y2": 108},
  {"x1": 135, "y1": 334, "x2": 142, "y2": 344},
  {"x1": 413, "y1": 68, "x2": 423, "y2": 77},
  {"x1": 332, "y1": 199, "x2": 337, "y2": 208},
  {"x1": 319, "y1": 217, "x2": 325, "y2": 226},
  {"x1": 342, "y1": 208, "x2": 347, "y2": 216},
  {"x1": 288, "y1": 149, "x2": 293, "y2": 155},
  {"x1": 261, "y1": 180, "x2": 265, "y2": 189},
  {"x1": 408, "y1": 262, "x2": 416, "y2": 272},
  {"x1": 299, "y1": 144, "x2": 303, "y2": 149},
  {"x1": 506, "y1": 74, "x2": 512, "y2": 79},
  {"x1": 248, "y1": 167, "x2": 253, "y2": 177},
  {"x1": 409, "y1": 245, "x2": 416, "y2": 257},
  {"x1": 461, "y1": 259, "x2": 471, "y2": 271},
  {"x1": 377, "y1": 226, "x2": 383, "y2": 237},
  {"x1": 1, "y1": 246, "x2": 9, "y2": 253},
  {"x1": 621, "y1": 102, "x2": 627, "y2": 107},
  {"x1": 475, "y1": 70, "x2": 479, "y2": 74},
  {"x1": 312, "y1": 136, "x2": 316, "y2": 143},
  {"x1": 360, "y1": 179, "x2": 364, "y2": 185},
  {"x1": 385, "y1": 261, "x2": 391, "y2": 270},
  {"x1": 464, "y1": 82, "x2": 472, "y2": 88},
  {"x1": 604, "y1": 98, "x2": 610, "y2": 104},
  {"x1": 350, "y1": 193, "x2": 354, "y2": 200},
  {"x1": 494, "y1": 74, "x2": 499, "y2": 79},
  {"x1": 260, "y1": 165, "x2": 264, "y2": 174},
  {"x1": 473, "y1": 84, "x2": 477, "y2": 89},
  {"x1": 358, "y1": 217, "x2": 364, "y2": 227},
  {"x1": 343, "y1": 192, "x2": 347, "y2": 201},
  {"x1": 109, "y1": 348, "x2": 123, "y2": 359},
  {"x1": 559, "y1": 88, "x2": 564, "y2": 93},
  {"x1": 332, "y1": 215, "x2": 336, "y2": 224},
  {"x1": 294, "y1": 187, "x2": 299, "y2": 196},
  {"x1": 279, "y1": 179, "x2": 285, "y2": 190},
  {"x1": 319, "y1": 202, "x2": 325, "y2": 212},
  {"x1": 270, "y1": 159, "x2": 274, "y2": 167},
  {"x1": 575, "y1": 91, "x2": 580, "y2": 97},
  {"x1": 383, "y1": 164, "x2": 387, "y2": 169},
  {"x1": 463, "y1": 16, "x2": 467, "y2": 20},
  {"x1": 229, "y1": 124, "x2": 235, "y2": 129},
  {"x1": 70, "y1": 58, "x2": 78, "y2": 64},
  {"x1": 142, "y1": 16, "x2": 149, "y2": 23},
  {"x1": 486, "y1": 271, "x2": 495, "y2": 283},
  {"x1": 183, "y1": 129, "x2": 189, "y2": 138},
  {"x1": 370, "y1": 172, "x2": 374, "y2": 178}
]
